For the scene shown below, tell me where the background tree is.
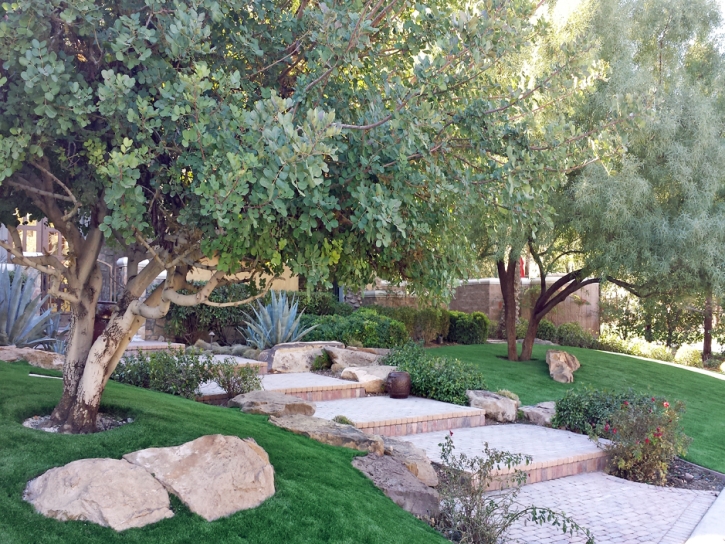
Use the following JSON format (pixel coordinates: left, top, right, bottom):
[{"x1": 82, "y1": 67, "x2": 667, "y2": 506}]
[{"x1": 0, "y1": 0, "x2": 603, "y2": 431}]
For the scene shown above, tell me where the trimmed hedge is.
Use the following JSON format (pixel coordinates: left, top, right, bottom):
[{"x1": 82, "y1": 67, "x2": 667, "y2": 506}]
[
  {"x1": 365, "y1": 305, "x2": 450, "y2": 343},
  {"x1": 300, "y1": 309, "x2": 408, "y2": 348},
  {"x1": 447, "y1": 311, "x2": 490, "y2": 344}
]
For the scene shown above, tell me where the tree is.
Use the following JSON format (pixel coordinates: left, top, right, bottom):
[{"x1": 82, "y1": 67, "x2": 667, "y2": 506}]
[
  {"x1": 570, "y1": 0, "x2": 725, "y2": 361},
  {"x1": 0, "y1": 0, "x2": 601, "y2": 431}
]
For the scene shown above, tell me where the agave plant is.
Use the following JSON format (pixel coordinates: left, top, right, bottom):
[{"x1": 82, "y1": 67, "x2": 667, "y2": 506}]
[
  {"x1": 0, "y1": 265, "x2": 54, "y2": 347},
  {"x1": 239, "y1": 291, "x2": 317, "y2": 350}
]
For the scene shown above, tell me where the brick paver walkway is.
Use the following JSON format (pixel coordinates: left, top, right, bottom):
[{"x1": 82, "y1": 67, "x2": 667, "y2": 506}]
[
  {"x1": 313, "y1": 396, "x2": 481, "y2": 422},
  {"x1": 404, "y1": 424, "x2": 602, "y2": 465},
  {"x1": 261, "y1": 373, "x2": 354, "y2": 390},
  {"x1": 505, "y1": 473, "x2": 717, "y2": 544}
]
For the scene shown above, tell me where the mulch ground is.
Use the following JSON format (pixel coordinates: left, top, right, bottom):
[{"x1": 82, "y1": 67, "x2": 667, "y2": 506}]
[{"x1": 666, "y1": 457, "x2": 725, "y2": 491}]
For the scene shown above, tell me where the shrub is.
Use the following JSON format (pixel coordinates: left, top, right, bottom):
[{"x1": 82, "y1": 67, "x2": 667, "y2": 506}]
[
  {"x1": 311, "y1": 350, "x2": 332, "y2": 371},
  {"x1": 592, "y1": 399, "x2": 691, "y2": 485},
  {"x1": 0, "y1": 265, "x2": 53, "y2": 347},
  {"x1": 436, "y1": 434, "x2": 594, "y2": 544},
  {"x1": 216, "y1": 359, "x2": 262, "y2": 397},
  {"x1": 497, "y1": 389, "x2": 520, "y2": 404},
  {"x1": 674, "y1": 345, "x2": 703, "y2": 368},
  {"x1": 301, "y1": 309, "x2": 408, "y2": 348},
  {"x1": 332, "y1": 415, "x2": 354, "y2": 425},
  {"x1": 384, "y1": 343, "x2": 486, "y2": 405},
  {"x1": 112, "y1": 348, "x2": 218, "y2": 399},
  {"x1": 537, "y1": 319, "x2": 558, "y2": 342},
  {"x1": 597, "y1": 331, "x2": 675, "y2": 362},
  {"x1": 552, "y1": 388, "x2": 662, "y2": 435},
  {"x1": 292, "y1": 291, "x2": 353, "y2": 316},
  {"x1": 447, "y1": 311, "x2": 490, "y2": 344},
  {"x1": 366, "y1": 305, "x2": 450, "y2": 343},
  {"x1": 556, "y1": 322, "x2": 597, "y2": 349}
]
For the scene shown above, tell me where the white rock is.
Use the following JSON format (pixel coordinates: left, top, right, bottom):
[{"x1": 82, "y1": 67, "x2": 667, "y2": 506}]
[
  {"x1": 259, "y1": 341, "x2": 344, "y2": 373},
  {"x1": 466, "y1": 390, "x2": 518, "y2": 423},
  {"x1": 382, "y1": 437, "x2": 438, "y2": 487},
  {"x1": 546, "y1": 350, "x2": 581, "y2": 383},
  {"x1": 520, "y1": 401, "x2": 557, "y2": 426},
  {"x1": 229, "y1": 390, "x2": 316, "y2": 417},
  {"x1": 24, "y1": 458, "x2": 173, "y2": 531},
  {"x1": 340, "y1": 366, "x2": 396, "y2": 394},
  {"x1": 123, "y1": 434, "x2": 274, "y2": 521},
  {"x1": 326, "y1": 347, "x2": 384, "y2": 373},
  {"x1": 0, "y1": 346, "x2": 63, "y2": 369}
]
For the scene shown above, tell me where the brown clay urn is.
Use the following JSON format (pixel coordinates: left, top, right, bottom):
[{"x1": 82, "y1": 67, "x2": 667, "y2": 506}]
[{"x1": 387, "y1": 371, "x2": 411, "y2": 399}]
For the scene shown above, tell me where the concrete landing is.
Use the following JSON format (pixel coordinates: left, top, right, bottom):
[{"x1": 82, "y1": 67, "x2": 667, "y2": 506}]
[
  {"x1": 313, "y1": 396, "x2": 485, "y2": 437},
  {"x1": 261, "y1": 373, "x2": 366, "y2": 402}
]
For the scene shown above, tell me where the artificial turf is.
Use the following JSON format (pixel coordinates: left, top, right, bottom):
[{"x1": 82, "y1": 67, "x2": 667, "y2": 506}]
[
  {"x1": 435, "y1": 343, "x2": 725, "y2": 473},
  {"x1": 0, "y1": 361, "x2": 446, "y2": 544}
]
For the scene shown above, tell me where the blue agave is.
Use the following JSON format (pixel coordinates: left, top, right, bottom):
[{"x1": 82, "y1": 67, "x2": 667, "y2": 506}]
[
  {"x1": 240, "y1": 291, "x2": 317, "y2": 350},
  {"x1": 0, "y1": 265, "x2": 54, "y2": 347}
]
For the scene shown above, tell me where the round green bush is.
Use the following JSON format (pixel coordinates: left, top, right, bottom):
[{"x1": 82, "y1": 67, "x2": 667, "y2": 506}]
[{"x1": 537, "y1": 319, "x2": 558, "y2": 342}]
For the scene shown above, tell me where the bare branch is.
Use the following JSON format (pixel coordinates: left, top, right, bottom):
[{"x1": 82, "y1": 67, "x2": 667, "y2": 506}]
[{"x1": 6, "y1": 177, "x2": 74, "y2": 202}]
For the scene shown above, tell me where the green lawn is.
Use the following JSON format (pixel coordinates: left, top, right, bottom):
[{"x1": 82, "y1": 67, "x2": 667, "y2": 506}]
[
  {"x1": 436, "y1": 343, "x2": 725, "y2": 473},
  {"x1": 0, "y1": 361, "x2": 445, "y2": 544}
]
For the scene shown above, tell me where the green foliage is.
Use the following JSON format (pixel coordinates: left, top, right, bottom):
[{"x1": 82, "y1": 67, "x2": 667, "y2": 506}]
[
  {"x1": 553, "y1": 388, "x2": 659, "y2": 435},
  {"x1": 301, "y1": 309, "x2": 408, "y2": 348},
  {"x1": 241, "y1": 291, "x2": 317, "y2": 350},
  {"x1": 332, "y1": 415, "x2": 354, "y2": 425},
  {"x1": 601, "y1": 291, "x2": 703, "y2": 348},
  {"x1": 436, "y1": 434, "x2": 594, "y2": 544},
  {"x1": 367, "y1": 305, "x2": 450, "y2": 343},
  {"x1": 536, "y1": 319, "x2": 558, "y2": 343},
  {"x1": 0, "y1": 265, "x2": 52, "y2": 347},
  {"x1": 311, "y1": 350, "x2": 332, "y2": 371},
  {"x1": 447, "y1": 311, "x2": 491, "y2": 345},
  {"x1": 556, "y1": 322, "x2": 597, "y2": 349},
  {"x1": 215, "y1": 359, "x2": 262, "y2": 397},
  {"x1": 165, "y1": 283, "x2": 256, "y2": 344},
  {"x1": 496, "y1": 389, "x2": 520, "y2": 404},
  {"x1": 515, "y1": 319, "x2": 529, "y2": 340},
  {"x1": 597, "y1": 331, "x2": 675, "y2": 362},
  {"x1": 294, "y1": 291, "x2": 353, "y2": 317},
  {"x1": 592, "y1": 399, "x2": 691, "y2": 485},
  {"x1": 674, "y1": 345, "x2": 703, "y2": 368},
  {"x1": 112, "y1": 348, "x2": 217, "y2": 400},
  {"x1": 384, "y1": 343, "x2": 486, "y2": 405}
]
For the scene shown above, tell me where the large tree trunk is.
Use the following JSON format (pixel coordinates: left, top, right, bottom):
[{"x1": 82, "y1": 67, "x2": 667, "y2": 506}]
[
  {"x1": 703, "y1": 291, "x2": 713, "y2": 362},
  {"x1": 520, "y1": 315, "x2": 542, "y2": 361},
  {"x1": 497, "y1": 256, "x2": 519, "y2": 361}
]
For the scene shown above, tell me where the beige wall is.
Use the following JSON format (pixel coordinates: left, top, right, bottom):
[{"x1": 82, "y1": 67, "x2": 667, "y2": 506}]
[{"x1": 186, "y1": 265, "x2": 298, "y2": 291}]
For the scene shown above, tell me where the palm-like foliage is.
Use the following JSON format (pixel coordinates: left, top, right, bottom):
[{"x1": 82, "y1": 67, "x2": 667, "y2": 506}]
[
  {"x1": 240, "y1": 291, "x2": 317, "y2": 350},
  {"x1": 0, "y1": 266, "x2": 53, "y2": 347}
]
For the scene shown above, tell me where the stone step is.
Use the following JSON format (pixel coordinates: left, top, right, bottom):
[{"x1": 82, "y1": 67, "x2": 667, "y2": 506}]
[
  {"x1": 404, "y1": 424, "x2": 607, "y2": 490},
  {"x1": 196, "y1": 372, "x2": 365, "y2": 405},
  {"x1": 313, "y1": 396, "x2": 485, "y2": 437}
]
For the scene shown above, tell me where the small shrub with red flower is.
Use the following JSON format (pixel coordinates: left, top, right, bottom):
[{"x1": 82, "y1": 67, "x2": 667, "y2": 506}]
[{"x1": 592, "y1": 398, "x2": 691, "y2": 485}]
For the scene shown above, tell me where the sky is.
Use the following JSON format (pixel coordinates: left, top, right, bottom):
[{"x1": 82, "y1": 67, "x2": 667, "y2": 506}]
[{"x1": 553, "y1": 0, "x2": 725, "y2": 23}]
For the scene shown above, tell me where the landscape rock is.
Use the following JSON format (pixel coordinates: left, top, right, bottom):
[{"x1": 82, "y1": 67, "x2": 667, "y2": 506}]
[
  {"x1": 346, "y1": 346, "x2": 391, "y2": 356},
  {"x1": 123, "y1": 434, "x2": 274, "y2": 521},
  {"x1": 229, "y1": 390, "x2": 316, "y2": 417},
  {"x1": 194, "y1": 339, "x2": 212, "y2": 350},
  {"x1": 326, "y1": 347, "x2": 383, "y2": 373},
  {"x1": 352, "y1": 455, "x2": 440, "y2": 519},
  {"x1": 24, "y1": 458, "x2": 173, "y2": 531},
  {"x1": 382, "y1": 437, "x2": 438, "y2": 487},
  {"x1": 546, "y1": 350, "x2": 581, "y2": 383},
  {"x1": 340, "y1": 365, "x2": 396, "y2": 394},
  {"x1": 259, "y1": 341, "x2": 344, "y2": 373},
  {"x1": 520, "y1": 401, "x2": 557, "y2": 426},
  {"x1": 466, "y1": 390, "x2": 518, "y2": 423},
  {"x1": 0, "y1": 346, "x2": 63, "y2": 369},
  {"x1": 269, "y1": 415, "x2": 384, "y2": 455}
]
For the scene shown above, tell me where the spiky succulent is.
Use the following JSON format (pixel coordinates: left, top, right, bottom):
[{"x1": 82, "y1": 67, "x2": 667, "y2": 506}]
[
  {"x1": 0, "y1": 265, "x2": 54, "y2": 347},
  {"x1": 240, "y1": 291, "x2": 317, "y2": 350}
]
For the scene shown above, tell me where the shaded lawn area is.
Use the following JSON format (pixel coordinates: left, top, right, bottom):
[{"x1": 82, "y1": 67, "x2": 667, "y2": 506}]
[
  {"x1": 0, "y1": 361, "x2": 445, "y2": 544},
  {"x1": 436, "y1": 343, "x2": 725, "y2": 473}
]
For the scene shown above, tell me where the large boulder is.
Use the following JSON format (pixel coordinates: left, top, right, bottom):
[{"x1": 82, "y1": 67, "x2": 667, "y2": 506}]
[
  {"x1": 269, "y1": 415, "x2": 384, "y2": 456},
  {"x1": 340, "y1": 366, "x2": 396, "y2": 394},
  {"x1": 382, "y1": 437, "x2": 438, "y2": 487},
  {"x1": 326, "y1": 347, "x2": 384, "y2": 373},
  {"x1": 229, "y1": 390, "x2": 316, "y2": 417},
  {"x1": 123, "y1": 434, "x2": 274, "y2": 521},
  {"x1": 520, "y1": 401, "x2": 557, "y2": 426},
  {"x1": 259, "y1": 341, "x2": 344, "y2": 373},
  {"x1": 466, "y1": 390, "x2": 518, "y2": 423},
  {"x1": 352, "y1": 455, "x2": 440, "y2": 519},
  {"x1": 0, "y1": 346, "x2": 63, "y2": 370},
  {"x1": 546, "y1": 350, "x2": 580, "y2": 383},
  {"x1": 24, "y1": 458, "x2": 173, "y2": 531}
]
